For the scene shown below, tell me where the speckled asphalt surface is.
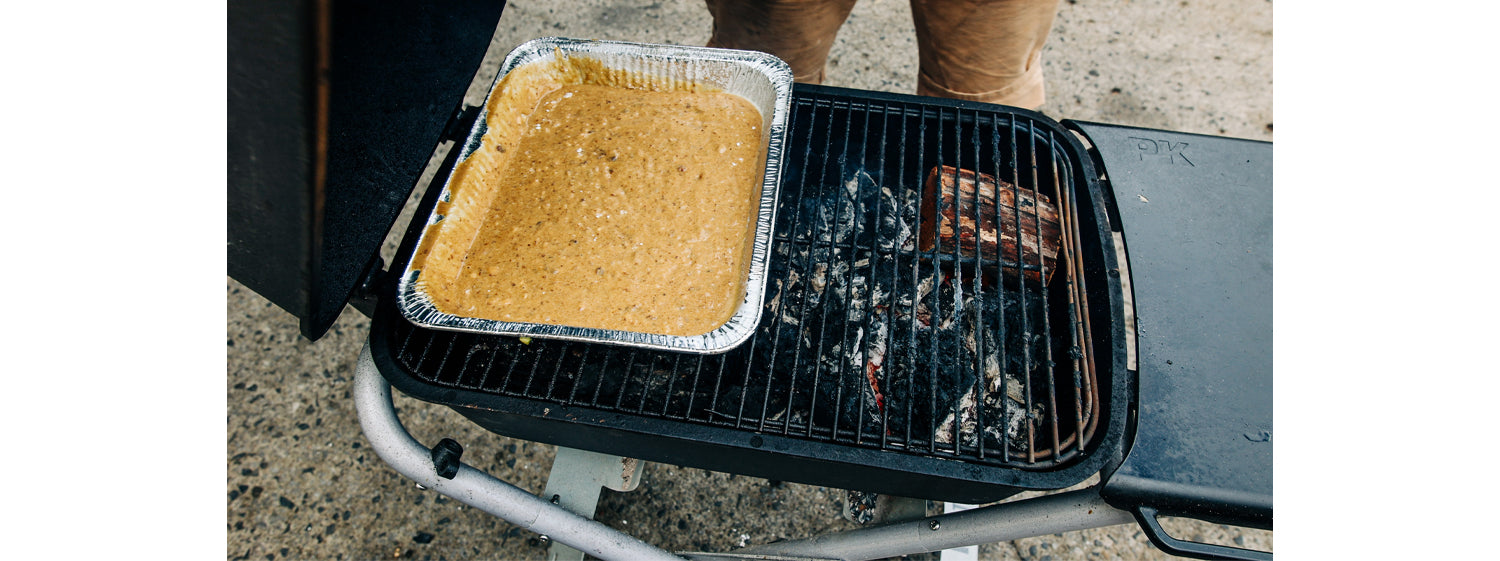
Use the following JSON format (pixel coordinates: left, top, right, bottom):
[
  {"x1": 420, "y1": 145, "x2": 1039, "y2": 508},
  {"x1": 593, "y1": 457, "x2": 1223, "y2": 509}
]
[{"x1": 227, "y1": 1, "x2": 1272, "y2": 559}]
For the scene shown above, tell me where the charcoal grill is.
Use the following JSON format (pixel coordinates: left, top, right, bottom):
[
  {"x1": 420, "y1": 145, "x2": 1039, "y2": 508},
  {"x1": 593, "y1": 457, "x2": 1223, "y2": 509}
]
[
  {"x1": 368, "y1": 83, "x2": 1126, "y2": 504},
  {"x1": 229, "y1": 2, "x2": 1271, "y2": 560}
]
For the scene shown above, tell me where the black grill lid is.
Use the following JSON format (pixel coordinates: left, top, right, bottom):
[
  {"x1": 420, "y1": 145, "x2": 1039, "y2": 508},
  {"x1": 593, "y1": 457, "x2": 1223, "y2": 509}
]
[
  {"x1": 1070, "y1": 121, "x2": 1272, "y2": 530},
  {"x1": 228, "y1": 0, "x2": 506, "y2": 340}
]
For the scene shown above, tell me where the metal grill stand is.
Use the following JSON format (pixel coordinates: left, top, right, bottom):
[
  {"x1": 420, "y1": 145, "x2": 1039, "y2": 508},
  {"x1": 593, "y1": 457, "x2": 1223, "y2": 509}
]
[
  {"x1": 355, "y1": 343, "x2": 1139, "y2": 561},
  {"x1": 541, "y1": 448, "x2": 645, "y2": 561}
]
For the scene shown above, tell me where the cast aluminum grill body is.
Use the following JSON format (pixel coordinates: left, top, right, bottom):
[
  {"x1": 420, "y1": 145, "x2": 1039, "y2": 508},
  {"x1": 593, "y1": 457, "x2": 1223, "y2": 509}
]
[{"x1": 372, "y1": 84, "x2": 1127, "y2": 503}]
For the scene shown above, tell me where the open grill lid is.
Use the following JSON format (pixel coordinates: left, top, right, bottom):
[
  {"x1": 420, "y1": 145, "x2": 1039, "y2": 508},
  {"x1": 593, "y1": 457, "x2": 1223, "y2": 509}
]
[{"x1": 228, "y1": 0, "x2": 506, "y2": 340}]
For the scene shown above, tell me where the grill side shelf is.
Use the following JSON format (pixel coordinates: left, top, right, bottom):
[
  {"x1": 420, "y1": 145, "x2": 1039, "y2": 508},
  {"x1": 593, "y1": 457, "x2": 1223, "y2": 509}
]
[
  {"x1": 1067, "y1": 120, "x2": 1272, "y2": 532},
  {"x1": 370, "y1": 85, "x2": 1128, "y2": 502}
]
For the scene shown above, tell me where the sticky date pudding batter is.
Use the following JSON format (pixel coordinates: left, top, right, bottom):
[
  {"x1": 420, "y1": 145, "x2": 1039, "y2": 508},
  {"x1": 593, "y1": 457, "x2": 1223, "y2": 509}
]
[{"x1": 428, "y1": 83, "x2": 764, "y2": 336}]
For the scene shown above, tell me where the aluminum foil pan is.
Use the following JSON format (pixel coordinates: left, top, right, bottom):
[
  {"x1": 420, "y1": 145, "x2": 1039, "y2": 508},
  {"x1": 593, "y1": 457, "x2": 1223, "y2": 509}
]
[{"x1": 397, "y1": 37, "x2": 793, "y2": 354}]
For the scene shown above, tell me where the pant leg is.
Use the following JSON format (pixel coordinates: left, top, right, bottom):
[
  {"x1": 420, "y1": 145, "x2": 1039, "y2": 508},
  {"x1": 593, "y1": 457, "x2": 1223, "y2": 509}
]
[
  {"x1": 705, "y1": 0, "x2": 859, "y2": 84},
  {"x1": 910, "y1": 0, "x2": 1060, "y2": 109}
]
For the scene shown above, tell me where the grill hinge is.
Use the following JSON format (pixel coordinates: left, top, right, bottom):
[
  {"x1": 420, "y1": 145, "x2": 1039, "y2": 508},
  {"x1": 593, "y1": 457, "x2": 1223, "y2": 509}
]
[
  {"x1": 348, "y1": 255, "x2": 385, "y2": 318},
  {"x1": 440, "y1": 104, "x2": 481, "y2": 144}
]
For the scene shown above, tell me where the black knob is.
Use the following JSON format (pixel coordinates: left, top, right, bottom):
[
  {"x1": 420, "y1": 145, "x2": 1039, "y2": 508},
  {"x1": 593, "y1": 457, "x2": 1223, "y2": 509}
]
[{"x1": 431, "y1": 438, "x2": 463, "y2": 480}]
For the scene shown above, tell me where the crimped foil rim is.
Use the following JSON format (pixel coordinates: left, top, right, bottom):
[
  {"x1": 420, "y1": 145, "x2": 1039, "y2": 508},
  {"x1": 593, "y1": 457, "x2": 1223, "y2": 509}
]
[{"x1": 396, "y1": 37, "x2": 793, "y2": 355}]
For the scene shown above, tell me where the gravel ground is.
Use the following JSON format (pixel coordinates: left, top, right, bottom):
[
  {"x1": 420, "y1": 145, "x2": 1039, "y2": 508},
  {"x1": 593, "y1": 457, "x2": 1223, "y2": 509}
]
[{"x1": 228, "y1": 1, "x2": 1272, "y2": 559}]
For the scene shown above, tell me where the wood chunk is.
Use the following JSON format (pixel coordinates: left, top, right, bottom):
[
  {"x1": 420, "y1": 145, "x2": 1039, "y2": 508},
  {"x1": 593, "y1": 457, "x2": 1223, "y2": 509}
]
[{"x1": 918, "y1": 166, "x2": 1062, "y2": 284}]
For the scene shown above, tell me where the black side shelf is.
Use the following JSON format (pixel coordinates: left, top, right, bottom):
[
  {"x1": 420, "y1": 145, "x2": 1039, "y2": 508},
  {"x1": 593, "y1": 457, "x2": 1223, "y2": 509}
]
[{"x1": 1068, "y1": 121, "x2": 1271, "y2": 557}]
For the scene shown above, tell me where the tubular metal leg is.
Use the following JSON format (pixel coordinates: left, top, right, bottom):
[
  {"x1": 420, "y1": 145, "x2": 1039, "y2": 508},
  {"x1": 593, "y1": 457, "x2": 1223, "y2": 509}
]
[
  {"x1": 722, "y1": 488, "x2": 1136, "y2": 561},
  {"x1": 353, "y1": 344, "x2": 687, "y2": 561}
]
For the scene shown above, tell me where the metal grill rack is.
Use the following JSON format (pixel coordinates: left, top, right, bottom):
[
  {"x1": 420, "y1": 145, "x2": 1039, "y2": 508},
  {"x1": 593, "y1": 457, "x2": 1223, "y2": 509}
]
[{"x1": 372, "y1": 84, "x2": 1124, "y2": 502}]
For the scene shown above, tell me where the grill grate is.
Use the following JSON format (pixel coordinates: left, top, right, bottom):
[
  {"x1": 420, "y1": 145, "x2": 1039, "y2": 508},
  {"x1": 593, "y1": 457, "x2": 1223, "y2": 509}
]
[{"x1": 387, "y1": 88, "x2": 1099, "y2": 470}]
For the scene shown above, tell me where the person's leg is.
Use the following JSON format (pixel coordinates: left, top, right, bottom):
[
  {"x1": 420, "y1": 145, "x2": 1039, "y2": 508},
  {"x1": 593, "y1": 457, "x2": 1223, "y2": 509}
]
[
  {"x1": 705, "y1": 0, "x2": 859, "y2": 84},
  {"x1": 910, "y1": 0, "x2": 1060, "y2": 109}
]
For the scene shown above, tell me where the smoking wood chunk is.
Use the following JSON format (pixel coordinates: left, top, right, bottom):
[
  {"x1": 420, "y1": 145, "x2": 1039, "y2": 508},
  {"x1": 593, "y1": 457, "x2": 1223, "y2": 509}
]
[{"x1": 918, "y1": 166, "x2": 1062, "y2": 284}]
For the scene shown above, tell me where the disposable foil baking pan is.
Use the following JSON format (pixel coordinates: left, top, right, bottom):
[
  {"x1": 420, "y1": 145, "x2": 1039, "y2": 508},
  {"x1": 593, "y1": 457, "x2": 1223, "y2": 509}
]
[{"x1": 396, "y1": 37, "x2": 793, "y2": 354}]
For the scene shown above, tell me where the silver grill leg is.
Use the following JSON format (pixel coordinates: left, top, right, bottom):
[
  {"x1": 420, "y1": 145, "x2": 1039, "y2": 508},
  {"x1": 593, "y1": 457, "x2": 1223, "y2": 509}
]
[
  {"x1": 724, "y1": 488, "x2": 1135, "y2": 561},
  {"x1": 354, "y1": 344, "x2": 685, "y2": 561}
]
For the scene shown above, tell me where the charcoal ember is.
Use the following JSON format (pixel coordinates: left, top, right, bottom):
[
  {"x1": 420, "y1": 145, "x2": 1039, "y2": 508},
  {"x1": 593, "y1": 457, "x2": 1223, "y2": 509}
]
[
  {"x1": 886, "y1": 258, "x2": 1054, "y2": 455},
  {"x1": 857, "y1": 308, "x2": 891, "y2": 428},
  {"x1": 797, "y1": 169, "x2": 872, "y2": 244},
  {"x1": 933, "y1": 388, "x2": 979, "y2": 447},
  {"x1": 876, "y1": 182, "x2": 920, "y2": 253}
]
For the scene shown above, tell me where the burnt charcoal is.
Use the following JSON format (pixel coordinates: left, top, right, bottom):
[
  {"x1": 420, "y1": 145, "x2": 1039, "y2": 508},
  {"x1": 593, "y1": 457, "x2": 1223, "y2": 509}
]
[
  {"x1": 714, "y1": 164, "x2": 1073, "y2": 457},
  {"x1": 792, "y1": 169, "x2": 880, "y2": 246}
]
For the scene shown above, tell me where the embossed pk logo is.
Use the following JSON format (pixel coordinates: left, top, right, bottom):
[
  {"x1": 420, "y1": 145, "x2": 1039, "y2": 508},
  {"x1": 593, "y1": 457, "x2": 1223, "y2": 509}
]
[{"x1": 1128, "y1": 137, "x2": 1194, "y2": 167}]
